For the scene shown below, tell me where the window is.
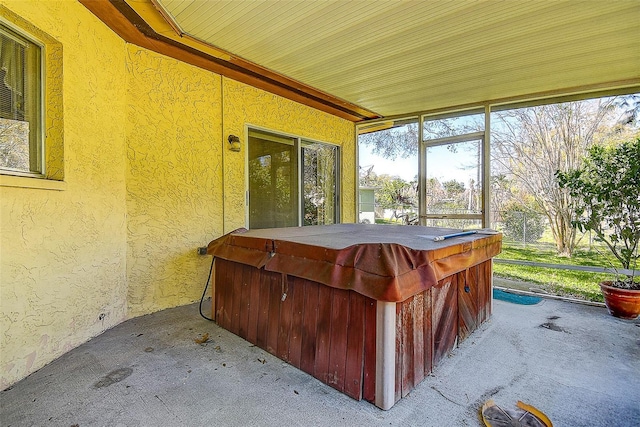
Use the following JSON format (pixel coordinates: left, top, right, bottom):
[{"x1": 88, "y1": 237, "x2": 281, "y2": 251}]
[
  {"x1": 0, "y1": 22, "x2": 42, "y2": 176},
  {"x1": 247, "y1": 128, "x2": 339, "y2": 229}
]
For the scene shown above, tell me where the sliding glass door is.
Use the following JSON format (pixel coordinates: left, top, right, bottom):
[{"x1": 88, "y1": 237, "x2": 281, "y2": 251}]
[{"x1": 248, "y1": 129, "x2": 339, "y2": 229}]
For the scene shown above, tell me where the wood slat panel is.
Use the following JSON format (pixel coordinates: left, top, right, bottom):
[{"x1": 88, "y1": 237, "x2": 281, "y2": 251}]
[
  {"x1": 458, "y1": 267, "x2": 479, "y2": 342},
  {"x1": 215, "y1": 258, "x2": 233, "y2": 329},
  {"x1": 395, "y1": 290, "x2": 432, "y2": 399},
  {"x1": 277, "y1": 275, "x2": 294, "y2": 362},
  {"x1": 255, "y1": 268, "x2": 271, "y2": 349},
  {"x1": 213, "y1": 259, "x2": 223, "y2": 326},
  {"x1": 477, "y1": 260, "x2": 491, "y2": 323},
  {"x1": 432, "y1": 275, "x2": 458, "y2": 367},
  {"x1": 213, "y1": 260, "x2": 223, "y2": 325},
  {"x1": 288, "y1": 276, "x2": 305, "y2": 368},
  {"x1": 230, "y1": 261, "x2": 243, "y2": 335},
  {"x1": 212, "y1": 259, "x2": 493, "y2": 408},
  {"x1": 300, "y1": 281, "x2": 319, "y2": 375},
  {"x1": 412, "y1": 292, "x2": 425, "y2": 386},
  {"x1": 394, "y1": 302, "x2": 402, "y2": 402},
  {"x1": 423, "y1": 288, "x2": 433, "y2": 377},
  {"x1": 327, "y1": 288, "x2": 350, "y2": 392},
  {"x1": 314, "y1": 285, "x2": 333, "y2": 383},
  {"x1": 362, "y1": 299, "x2": 377, "y2": 403},
  {"x1": 237, "y1": 264, "x2": 252, "y2": 339},
  {"x1": 401, "y1": 298, "x2": 414, "y2": 398},
  {"x1": 212, "y1": 261, "x2": 363, "y2": 401},
  {"x1": 266, "y1": 273, "x2": 281, "y2": 355},
  {"x1": 485, "y1": 260, "x2": 493, "y2": 319},
  {"x1": 344, "y1": 292, "x2": 366, "y2": 400},
  {"x1": 246, "y1": 267, "x2": 261, "y2": 344}
]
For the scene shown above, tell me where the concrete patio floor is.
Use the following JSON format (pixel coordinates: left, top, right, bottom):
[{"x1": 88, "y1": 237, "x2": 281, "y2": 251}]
[{"x1": 2, "y1": 296, "x2": 639, "y2": 427}]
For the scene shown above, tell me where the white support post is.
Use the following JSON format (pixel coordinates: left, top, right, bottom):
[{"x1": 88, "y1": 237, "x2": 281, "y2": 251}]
[{"x1": 375, "y1": 301, "x2": 397, "y2": 410}]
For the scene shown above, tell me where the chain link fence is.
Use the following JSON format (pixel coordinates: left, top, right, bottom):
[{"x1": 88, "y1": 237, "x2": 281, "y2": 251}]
[
  {"x1": 363, "y1": 205, "x2": 606, "y2": 254},
  {"x1": 493, "y1": 210, "x2": 605, "y2": 253}
]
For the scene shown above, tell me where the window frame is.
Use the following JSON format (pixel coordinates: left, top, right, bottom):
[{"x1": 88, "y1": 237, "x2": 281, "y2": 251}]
[
  {"x1": 245, "y1": 125, "x2": 341, "y2": 229},
  {"x1": 0, "y1": 19, "x2": 45, "y2": 178}
]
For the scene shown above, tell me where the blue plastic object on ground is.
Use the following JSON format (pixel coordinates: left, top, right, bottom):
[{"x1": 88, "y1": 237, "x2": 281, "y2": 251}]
[{"x1": 493, "y1": 288, "x2": 542, "y2": 305}]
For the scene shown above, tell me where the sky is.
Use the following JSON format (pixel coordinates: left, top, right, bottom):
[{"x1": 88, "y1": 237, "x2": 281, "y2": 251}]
[
  {"x1": 358, "y1": 142, "x2": 479, "y2": 185},
  {"x1": 358, "y1": 145, "x2": 418, "y2": 182}
]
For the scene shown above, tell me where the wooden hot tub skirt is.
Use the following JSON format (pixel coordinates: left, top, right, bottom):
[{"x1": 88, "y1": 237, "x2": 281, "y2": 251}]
[{"x1": 213, "y1": 257, "x2": 492, "y2": 408}]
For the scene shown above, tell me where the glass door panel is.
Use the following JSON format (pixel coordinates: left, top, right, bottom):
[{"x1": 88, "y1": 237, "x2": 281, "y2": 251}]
[
  {"x1": 302, "y1": 141, "x2": 338, "y2": 226},
  {"x1": 248, "y1": 131, "x2": 298, "y2": 229}
]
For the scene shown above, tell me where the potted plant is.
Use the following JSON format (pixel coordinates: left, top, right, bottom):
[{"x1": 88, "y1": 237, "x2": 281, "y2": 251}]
[{"x1": 556, "y1": 138, "x2": 640, "y2": 319}]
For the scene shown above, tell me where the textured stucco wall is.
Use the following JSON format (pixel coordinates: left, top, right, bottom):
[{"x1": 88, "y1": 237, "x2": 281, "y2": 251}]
[
  {"x1": 0, "y1": 0, "x2": 356, "y2": 390},
  {"x1": 222, "y1": 77, "x2": 356, "y2": 232},
  {"x1": 0, "y1": 0, "x2": 128, "y2": 389},
  {"x1": 125, "y1": 45, "x2": 223, "y2": 317}
]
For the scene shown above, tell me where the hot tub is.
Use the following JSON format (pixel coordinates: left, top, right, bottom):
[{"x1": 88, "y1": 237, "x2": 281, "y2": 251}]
[{"x1": 206, "y1": 224, "x2": 501, "y2": 410}]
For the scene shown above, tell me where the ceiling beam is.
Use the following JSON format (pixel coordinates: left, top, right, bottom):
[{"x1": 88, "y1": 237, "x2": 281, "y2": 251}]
[{"x1": 80, "y1": 0, "x2": 381, "y2": 122}]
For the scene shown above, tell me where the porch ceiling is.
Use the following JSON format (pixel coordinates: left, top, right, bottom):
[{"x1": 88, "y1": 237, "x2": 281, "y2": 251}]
[{"x1": 88, "y1": 0, "x2": 640, "y2": 121}]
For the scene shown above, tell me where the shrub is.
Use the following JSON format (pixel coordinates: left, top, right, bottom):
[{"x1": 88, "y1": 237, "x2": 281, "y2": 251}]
[{"x1": 556, "y1": 138, "x2": 640, "y2": 274}]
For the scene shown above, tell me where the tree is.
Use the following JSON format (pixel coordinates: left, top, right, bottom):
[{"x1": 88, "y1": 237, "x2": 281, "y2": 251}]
[
  {"x1": 442, "y1": 179, "x2": 465, "y2": 197},
  {"x1": 614, "y1": 93, "x2": 640, "y2": 127},
  {"x1": 491, "y1": 97, "x2": 636, "y2": 257},
  {"x1": 303, "y1": 144, "x2": 337, "y2": 225},
  {"x1": 359, "y1": 167, "x2": 417, "y2": 222},
  {"x1": 0, "y1": 119, "x2": 30, "y2": 171},
  {"x1": 490, "y1": 174, "x2": 514, "y2": 224},
  {"x1": 358, "y1": 122, "x2": 418, "y2": 160},
  {"x1": 377, "y1": 175, "x2": 417, "y2": 221}
]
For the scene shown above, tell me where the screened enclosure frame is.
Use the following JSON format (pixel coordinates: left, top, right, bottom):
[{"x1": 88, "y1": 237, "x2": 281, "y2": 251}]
[
  {"x1": 419, "y1": 129, "x2": 488, "y2": 227},
  {"x1": 357, "y1": 86, "x2": 640, "y2": 230},
  {"x1": 418, "y1": 107, "x2": 491, "y2": 229},
  {"x1": 356, "y1": 107, "x2": 492, "y2": 228}
]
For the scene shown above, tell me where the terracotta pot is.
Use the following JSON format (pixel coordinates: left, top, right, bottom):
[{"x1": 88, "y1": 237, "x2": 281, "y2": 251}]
[{"x1": 599, "y1": 281, "x2": 640, "y2": 320}]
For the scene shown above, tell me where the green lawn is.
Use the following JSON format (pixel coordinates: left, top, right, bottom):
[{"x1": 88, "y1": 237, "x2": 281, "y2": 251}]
[
  {"x1": 494, "y1": 245, "x2": 623, "y2": 302},
  {"x1": 497, "y1": 245, "x2": 619, "y2": 267}
]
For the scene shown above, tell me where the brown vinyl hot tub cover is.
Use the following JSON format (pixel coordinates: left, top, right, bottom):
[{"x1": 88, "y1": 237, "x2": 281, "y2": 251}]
[{"x1": 207, "y1": 224, "x2": 502, "y2": 302}]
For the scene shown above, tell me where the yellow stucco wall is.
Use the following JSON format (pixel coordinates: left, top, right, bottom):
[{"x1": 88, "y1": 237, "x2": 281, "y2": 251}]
[
  {"x1": 222, "y1": 78, "x2": 356, "y2": 232},
  {"x1": 0, "y1": 0, "x2": 128, "y2": 389},
  {"x1": 125, "y1": 45, "x2": 223, "y2": 317},
  {"x1": 0, "y1": 0, "x2": 355, "y2": 389}
]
